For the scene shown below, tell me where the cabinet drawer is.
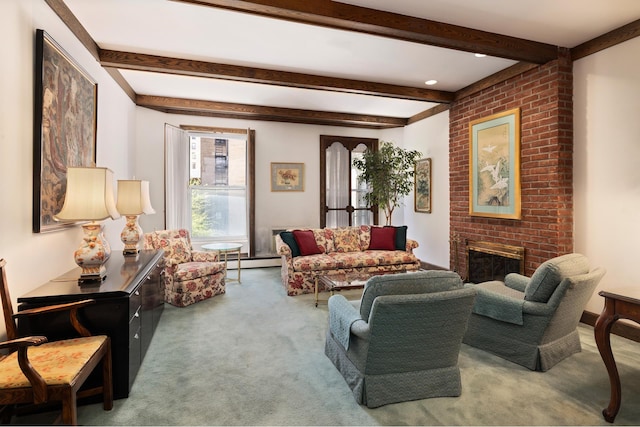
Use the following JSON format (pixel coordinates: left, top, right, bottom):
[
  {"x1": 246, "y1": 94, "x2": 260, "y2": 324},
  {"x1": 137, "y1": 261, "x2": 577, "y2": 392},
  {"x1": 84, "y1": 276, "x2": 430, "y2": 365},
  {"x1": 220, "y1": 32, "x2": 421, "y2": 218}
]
[{"x1": 129, "y1": 288, "x2": 142, "y2": 320}]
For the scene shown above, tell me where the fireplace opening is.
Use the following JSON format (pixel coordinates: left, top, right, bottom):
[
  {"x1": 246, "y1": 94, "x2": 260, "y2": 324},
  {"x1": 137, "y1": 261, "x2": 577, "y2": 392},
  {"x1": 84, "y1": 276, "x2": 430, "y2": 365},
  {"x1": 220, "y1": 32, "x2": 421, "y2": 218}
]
[{"x1": 466, "y1": 240, "x2": 525, "y2": 283}]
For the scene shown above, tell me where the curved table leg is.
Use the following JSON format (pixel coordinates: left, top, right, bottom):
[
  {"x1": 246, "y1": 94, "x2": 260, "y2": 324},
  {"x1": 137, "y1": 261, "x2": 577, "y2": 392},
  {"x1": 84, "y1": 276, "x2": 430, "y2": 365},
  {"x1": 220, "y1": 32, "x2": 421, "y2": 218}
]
[{"x1": 594, "y1": 302, "x2": 620, "y2": 423}]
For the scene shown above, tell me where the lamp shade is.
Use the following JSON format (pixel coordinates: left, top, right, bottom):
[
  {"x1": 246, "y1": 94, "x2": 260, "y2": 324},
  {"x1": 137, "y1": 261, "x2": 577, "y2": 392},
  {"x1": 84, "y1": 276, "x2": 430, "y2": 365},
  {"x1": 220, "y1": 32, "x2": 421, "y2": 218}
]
[
  {"x1": 54, "y1": 167, "x2": 121, "y2": 221},
  {"x1": 116, "y1": 180, "x2": 155, "y2": 215}
]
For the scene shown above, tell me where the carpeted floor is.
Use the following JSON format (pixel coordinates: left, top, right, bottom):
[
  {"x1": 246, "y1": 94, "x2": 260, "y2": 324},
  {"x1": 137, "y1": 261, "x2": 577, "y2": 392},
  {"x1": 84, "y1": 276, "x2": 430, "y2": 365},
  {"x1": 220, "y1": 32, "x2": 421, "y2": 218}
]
[{"x1": 10, "y1": 267, "x2": 640, "y2": 426}]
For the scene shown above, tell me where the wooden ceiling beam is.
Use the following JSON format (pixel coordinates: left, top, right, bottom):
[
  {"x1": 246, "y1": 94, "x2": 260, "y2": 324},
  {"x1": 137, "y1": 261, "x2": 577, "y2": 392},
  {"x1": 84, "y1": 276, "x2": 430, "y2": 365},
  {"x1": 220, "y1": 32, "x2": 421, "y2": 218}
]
[
  {"x1": 100, "y1": 49, "x2": 453, "y2": 103},
  {"x1": 172, "y1": 0, "x2": 558, "y2": 64},
  {"x1": 136, "y1": 95, "x2": 408, "y2": 129}
]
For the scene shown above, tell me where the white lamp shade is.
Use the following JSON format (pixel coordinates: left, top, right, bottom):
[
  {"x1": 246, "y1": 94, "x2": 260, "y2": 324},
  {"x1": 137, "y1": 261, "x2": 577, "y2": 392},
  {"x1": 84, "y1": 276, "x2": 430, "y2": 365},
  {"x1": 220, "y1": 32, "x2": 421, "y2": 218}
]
[
  {"x1": 54, "y1": 167, "x2": 121, "y2": 221},
  {"x1": 116, "y1": 180, "x2": 156, "y2": 215}
]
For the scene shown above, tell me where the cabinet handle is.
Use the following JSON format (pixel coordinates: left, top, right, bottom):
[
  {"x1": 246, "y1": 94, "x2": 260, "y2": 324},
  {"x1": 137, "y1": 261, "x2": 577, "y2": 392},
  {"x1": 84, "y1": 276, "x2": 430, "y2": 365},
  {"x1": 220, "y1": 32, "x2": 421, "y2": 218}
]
[
  {"x1": 135, "y1": 290, "x2": 140, "y2": 296},
  {"x1": 134, "y1": 311, "x2": 140, "y2": 318},
  {"x1": 134, "y1": 333, "x2": 139, "y2": 340}
]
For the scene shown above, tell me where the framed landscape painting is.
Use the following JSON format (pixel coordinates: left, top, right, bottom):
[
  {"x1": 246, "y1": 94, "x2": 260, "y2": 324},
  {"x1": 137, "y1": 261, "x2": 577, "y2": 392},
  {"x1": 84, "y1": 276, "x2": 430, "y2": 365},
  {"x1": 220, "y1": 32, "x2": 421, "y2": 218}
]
[
  {"x1": 33, "y1": 29, "x2": 97, "y2": 232},
  {"x1": 271, "y1": 162, "x2": 304, "y2": 191},
  {"x1": 469, "y1": 108, "x2": 521, "y2": 219},
  {"x1": 414, "y1": 158, "x2": 431, "y2": 213}
]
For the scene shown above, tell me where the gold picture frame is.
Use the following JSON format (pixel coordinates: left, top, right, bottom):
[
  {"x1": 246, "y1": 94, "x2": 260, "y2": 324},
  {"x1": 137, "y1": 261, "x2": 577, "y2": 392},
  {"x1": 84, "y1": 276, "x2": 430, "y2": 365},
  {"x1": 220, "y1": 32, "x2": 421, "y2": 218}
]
[
  {"x1": 469, "y1": 108, "x2": 521, "y2": 219},
  {"x1": 271, "y1": 162, "x2": 304, "y2": 191},
  {"x1": 414, "y1": 158, "x2": 431, "y2": 213}
]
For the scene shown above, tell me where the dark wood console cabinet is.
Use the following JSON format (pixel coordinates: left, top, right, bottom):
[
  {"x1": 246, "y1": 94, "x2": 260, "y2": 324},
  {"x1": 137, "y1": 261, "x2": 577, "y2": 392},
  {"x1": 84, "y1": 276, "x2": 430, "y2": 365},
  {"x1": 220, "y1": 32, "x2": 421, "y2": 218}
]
[{"x1": 18, "y1": 250, "x2": 164, "y2": 399}]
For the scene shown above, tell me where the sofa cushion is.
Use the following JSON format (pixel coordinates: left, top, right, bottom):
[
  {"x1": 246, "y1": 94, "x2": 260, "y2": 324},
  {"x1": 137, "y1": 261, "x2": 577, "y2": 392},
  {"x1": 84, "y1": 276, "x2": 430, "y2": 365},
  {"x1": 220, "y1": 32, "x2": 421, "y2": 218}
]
[
  {"x1": 293, "y1": 230, "x2": 322, "y2": 256},
  {"x1": 386, "y1": 225, "x2": 408, "y2": 250},
  {"x1": 279, "y1": 231, "x2": 301, "y2": 257},
  {"x1": 524, "y1": 253, "x2": 590, "y2": 302},
  {"x1": 369, "y1": 226, "x2": 396, "y2": 250},
  {"x1": 333, "y1": 228, "x2": 360, "y2": 252},
  {"x1": 313, "y1": 228, "x2": 333, "y2": 253}
]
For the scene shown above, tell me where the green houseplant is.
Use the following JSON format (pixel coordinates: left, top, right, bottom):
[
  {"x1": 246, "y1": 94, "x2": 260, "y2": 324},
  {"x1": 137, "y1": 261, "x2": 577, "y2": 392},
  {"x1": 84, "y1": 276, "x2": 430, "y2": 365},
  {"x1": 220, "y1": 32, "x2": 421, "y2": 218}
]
[{"x1": 352, "y1": 141, "x2": 422, "y2": 225}]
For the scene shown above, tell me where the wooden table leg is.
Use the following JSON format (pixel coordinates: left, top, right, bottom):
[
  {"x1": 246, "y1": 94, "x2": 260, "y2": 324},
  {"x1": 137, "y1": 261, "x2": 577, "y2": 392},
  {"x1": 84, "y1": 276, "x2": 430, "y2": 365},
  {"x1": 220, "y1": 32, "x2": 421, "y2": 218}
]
[
  {"x1": 594, "y1": 300, "x2": 620, "y2": 423},
  {"x1": 314, "y1": 276, "x2": 319, "y2": 307}
]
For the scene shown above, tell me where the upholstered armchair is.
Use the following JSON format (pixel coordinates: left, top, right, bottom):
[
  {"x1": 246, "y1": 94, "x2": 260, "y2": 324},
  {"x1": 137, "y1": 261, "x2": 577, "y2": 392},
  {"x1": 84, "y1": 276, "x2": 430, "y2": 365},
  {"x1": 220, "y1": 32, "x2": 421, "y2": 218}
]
[
  {"x1": 463, "y1": 253, "x2": 606, "y2": 371},
  {"x1": 143, "y1": 229, "x2": 226, "y2": 307},
  {"x1": 325, "y1": 270, "x2": 477, "y2": 408}
]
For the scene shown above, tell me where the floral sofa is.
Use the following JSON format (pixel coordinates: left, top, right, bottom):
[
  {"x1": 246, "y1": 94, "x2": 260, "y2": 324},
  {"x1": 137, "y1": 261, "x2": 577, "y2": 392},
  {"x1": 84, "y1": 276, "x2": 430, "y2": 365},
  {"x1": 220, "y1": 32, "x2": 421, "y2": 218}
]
[
  {"x1": 143, "y1": 229, "x2": 226, "y2": 307},
  {"x1": 275, "y1": 225, "x2": 420, "y2": 296}
]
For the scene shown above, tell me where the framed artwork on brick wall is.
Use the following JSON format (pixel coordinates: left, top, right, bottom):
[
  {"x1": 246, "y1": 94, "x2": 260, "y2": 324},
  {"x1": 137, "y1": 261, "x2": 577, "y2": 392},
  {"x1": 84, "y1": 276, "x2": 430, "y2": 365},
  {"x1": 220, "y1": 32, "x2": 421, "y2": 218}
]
[
  {"x1": 469, "y1": 108, "x2": 521, "y2": 219},
  {"x1": 33, "y1": 29, "x2": 97, "y2": 232}
]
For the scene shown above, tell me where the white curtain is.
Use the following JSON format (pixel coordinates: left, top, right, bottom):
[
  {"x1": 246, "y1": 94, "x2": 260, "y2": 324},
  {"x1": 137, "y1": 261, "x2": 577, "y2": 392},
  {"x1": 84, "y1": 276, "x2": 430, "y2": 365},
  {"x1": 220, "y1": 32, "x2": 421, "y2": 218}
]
[
  {"x1": 164, "y1": 124, "x2": 190, "y2": 230},
  {"x1": 326, "y1": 142, "x2": 350, "y2": 227}
]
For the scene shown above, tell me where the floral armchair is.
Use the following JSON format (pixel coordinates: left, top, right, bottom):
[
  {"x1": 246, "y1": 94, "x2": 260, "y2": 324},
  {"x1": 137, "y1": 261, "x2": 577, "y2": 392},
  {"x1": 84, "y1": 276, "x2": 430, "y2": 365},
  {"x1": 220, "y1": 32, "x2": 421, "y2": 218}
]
[{"x1": 143, "y1": 229, "x2": 226, "y2": 307}]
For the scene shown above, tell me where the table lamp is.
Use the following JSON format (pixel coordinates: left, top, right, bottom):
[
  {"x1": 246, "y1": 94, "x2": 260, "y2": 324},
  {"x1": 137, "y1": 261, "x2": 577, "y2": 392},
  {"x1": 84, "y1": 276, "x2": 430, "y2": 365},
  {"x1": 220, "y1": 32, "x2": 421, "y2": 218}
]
[
  {"x1": 116, "y1": 180, "x2": 155, "y2": 255},
  {"x1": 54, "y1": 167, "x2": 121, "y2": 282}
]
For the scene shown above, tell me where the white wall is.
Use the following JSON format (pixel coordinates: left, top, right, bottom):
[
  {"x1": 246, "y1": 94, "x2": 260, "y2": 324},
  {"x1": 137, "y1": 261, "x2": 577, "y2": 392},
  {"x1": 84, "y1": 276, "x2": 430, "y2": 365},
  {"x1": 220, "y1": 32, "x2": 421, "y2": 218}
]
[
  {"x1": 573, "y1": 37, "x2": 640, "y2": 314},
  {"x1": 0, "y1": 0, "x2": 136, "y2": 339},
  {"x1": 134, "y1": 108, "x2": 384, "y2": 255},
  {"x1": 401, "y1": 111, "x2": 451, "y2": 268}
]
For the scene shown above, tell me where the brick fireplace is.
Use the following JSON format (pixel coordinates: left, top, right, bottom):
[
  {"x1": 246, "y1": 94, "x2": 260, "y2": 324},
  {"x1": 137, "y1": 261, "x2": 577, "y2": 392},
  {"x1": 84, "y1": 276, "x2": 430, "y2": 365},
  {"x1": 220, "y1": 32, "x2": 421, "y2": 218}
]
[{"x1": 449, "y1": 49, "x2": 574, "y2": 277}]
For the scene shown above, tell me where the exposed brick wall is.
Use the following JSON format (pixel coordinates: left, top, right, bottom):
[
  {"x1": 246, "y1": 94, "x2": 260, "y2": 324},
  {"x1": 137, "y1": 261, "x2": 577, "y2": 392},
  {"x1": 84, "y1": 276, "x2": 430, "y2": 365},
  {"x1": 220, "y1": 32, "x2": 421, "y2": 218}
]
[{"x1": 449, "y1": 48, "x2": 573, "y2": 278}]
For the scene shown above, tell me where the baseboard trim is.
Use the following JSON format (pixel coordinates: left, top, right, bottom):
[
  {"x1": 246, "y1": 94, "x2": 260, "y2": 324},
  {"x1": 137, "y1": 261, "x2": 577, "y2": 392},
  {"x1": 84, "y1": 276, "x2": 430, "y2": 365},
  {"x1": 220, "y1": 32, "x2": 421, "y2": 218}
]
[{"x1": 581, "y1": 310, "x2": 640, "y2": 343}]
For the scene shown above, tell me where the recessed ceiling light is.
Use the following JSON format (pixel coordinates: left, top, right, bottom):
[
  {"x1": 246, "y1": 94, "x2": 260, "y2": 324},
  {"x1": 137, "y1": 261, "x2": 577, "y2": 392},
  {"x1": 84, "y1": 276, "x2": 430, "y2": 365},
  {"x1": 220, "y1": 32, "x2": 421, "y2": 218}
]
[
  {"x1": 474, "y1": 53, "x2": 487, "y2": 58},
  {"x1": 424, "y1": 80, "x2": 438, "y2": 85}
]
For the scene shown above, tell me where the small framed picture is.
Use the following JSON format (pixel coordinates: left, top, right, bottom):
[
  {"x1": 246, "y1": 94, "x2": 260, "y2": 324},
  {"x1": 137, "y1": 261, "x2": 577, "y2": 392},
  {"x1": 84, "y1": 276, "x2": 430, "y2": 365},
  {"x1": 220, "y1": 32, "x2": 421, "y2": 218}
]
[
  {"x1": 271, "y1": 162, "x2": 304, "y2": 191},
  {"x1": 414, "y1": 158, "x2": 431, "y2": 213}
]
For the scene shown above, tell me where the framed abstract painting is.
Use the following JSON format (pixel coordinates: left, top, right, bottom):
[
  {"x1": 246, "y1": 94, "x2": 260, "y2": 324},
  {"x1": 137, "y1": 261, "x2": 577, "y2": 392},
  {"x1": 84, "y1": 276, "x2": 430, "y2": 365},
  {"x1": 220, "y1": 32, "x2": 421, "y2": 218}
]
[{"x1": 33, "y1": 29, "x2": 97, "y2": 232}]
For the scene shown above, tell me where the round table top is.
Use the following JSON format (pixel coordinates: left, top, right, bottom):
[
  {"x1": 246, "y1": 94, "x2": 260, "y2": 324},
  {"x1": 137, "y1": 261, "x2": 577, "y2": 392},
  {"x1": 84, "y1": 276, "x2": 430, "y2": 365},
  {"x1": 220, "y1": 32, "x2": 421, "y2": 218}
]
[{"x1": 201, "y1": 242, "x2": 243, "y2": 251}]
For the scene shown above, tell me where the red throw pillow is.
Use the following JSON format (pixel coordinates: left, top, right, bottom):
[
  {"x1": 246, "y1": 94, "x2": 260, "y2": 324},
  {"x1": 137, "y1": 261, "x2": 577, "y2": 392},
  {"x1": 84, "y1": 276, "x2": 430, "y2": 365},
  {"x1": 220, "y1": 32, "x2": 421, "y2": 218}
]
[
  {"x1": 368, "y1": 226, "x2": 397, "y2": 250},
  {"x1": 292, "y1": 230, "x2": 322, "y2": 256}
]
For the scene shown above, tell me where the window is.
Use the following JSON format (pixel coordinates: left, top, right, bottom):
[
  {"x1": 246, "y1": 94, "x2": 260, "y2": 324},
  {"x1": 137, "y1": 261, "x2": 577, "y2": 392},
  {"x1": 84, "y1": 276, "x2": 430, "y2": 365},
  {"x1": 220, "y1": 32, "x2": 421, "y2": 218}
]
[
  {"x1": 165, "y1": 124, "x2": 256, "y2": 257},
  {"x1": 188, "y1": 133, "x2": 247, "y2": 244}
]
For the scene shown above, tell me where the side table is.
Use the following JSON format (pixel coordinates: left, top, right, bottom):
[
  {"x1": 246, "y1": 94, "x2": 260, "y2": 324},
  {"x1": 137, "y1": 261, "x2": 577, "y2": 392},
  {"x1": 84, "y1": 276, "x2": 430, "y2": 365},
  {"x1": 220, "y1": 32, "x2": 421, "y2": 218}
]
[
  {"x1": 202, "y1": 242, "x2": 242, "y2": 283},
  {"x1": 594, "y1": 290, "x2": 640, "y2": 423}
]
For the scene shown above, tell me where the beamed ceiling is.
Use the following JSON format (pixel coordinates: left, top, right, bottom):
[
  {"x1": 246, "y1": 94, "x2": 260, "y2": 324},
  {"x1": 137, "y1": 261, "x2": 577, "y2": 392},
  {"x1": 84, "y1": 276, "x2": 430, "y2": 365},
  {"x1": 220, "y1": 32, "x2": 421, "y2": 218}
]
[{"x1": 51, "y1": 0, "x2": 640, "y2": 129}]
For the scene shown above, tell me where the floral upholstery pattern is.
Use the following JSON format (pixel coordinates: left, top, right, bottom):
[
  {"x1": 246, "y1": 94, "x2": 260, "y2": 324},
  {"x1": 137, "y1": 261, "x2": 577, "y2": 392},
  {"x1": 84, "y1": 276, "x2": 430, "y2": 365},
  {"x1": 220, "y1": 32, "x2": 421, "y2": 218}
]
[
  {"x1": 333, "y1": 228, "x2": 360, "y2": 253},
  {"x1": 0, "y1": 336, "x2": 107, "y2": 388},
  {"x1": 143, "y1": 229, "x2": 226, "y2": 307},
  {"x1": 276, "y1": 226, "x2": 420, "y2": 296}
]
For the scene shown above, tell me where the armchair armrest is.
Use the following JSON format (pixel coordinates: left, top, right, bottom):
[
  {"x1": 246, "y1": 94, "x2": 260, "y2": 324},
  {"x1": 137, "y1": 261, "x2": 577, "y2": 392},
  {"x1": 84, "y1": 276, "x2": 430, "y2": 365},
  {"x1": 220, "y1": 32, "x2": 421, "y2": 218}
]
[
  {"x1": 505, "y1": 273, "x2": 530, "y2": 292},
  {"x1": 192, "y1": 250, "x2": 219, "y2": 263},
  {"x1": 13, "y1": 299, "x2": 96, "y2": 338},
  {"x1": 471, "y1": 285, "x2": 525, "y2": 325},
  {"x1": 0, "y1": 335, "x2": 47, "y2": 352},
  {"x1": 328, "y1": 294, "x2": 365, "y2": 349}
]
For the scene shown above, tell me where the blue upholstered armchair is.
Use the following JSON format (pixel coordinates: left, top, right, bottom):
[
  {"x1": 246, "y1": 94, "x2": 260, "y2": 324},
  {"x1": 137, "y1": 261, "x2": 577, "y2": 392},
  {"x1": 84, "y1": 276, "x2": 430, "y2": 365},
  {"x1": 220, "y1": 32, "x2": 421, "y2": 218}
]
[
  {"x1": 324, "y1": 270, "x2": 477, "y2": 408},
  {"x1": 463, "y1": 253, "x2": 605, "y2": 371}
]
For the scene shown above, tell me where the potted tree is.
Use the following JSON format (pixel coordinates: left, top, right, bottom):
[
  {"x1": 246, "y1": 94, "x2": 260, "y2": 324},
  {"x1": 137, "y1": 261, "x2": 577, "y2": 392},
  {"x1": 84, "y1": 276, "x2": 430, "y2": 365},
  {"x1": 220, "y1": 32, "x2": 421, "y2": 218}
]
[{"x1": 352, "y1": 141, "x2": 422, "y2": 225}]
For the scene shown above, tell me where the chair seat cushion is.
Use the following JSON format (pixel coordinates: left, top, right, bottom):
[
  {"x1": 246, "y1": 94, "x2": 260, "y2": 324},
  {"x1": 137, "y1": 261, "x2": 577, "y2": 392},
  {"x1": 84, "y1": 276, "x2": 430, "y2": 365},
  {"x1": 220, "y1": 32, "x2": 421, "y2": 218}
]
[
  {"x1": 174, "y1": 262, "x2": 225, "y2": 281},
  {"x1": 0, "y1": 335, "x2": 107, "y2": 388}
]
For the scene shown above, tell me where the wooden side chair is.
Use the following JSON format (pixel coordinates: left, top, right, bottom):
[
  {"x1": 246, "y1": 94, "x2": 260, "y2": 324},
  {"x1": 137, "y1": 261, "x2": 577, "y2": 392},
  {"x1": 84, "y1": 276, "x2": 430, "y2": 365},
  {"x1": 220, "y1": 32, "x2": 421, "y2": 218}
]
[{"x1": 0, "y1": 259, "x2": 113, "y2": 425}]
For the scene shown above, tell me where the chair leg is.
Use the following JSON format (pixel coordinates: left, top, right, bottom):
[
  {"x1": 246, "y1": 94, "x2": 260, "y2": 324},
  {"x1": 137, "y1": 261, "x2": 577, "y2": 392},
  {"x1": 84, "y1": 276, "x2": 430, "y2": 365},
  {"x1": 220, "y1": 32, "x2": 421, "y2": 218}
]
[
  {"x1": 61, "y1": 389, "x2": 78, "y2": 426},
  {"x1": 102, "y1": 341, "x2": 114, "y2": 411},
  {"x1": 0, "y1": 404, "x2": 14, "y2": 424}
]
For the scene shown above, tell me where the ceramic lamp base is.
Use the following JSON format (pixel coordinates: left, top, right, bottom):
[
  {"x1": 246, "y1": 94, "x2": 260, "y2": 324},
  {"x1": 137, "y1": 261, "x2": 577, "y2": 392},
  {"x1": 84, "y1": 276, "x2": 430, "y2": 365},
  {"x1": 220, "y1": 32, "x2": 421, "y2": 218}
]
[
  {"x1": 121, "y1": 215, "x2": 143, "y2": 256},
  {"x1": 75, "y1": 222, "x2": 111, "y2": 282}
]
